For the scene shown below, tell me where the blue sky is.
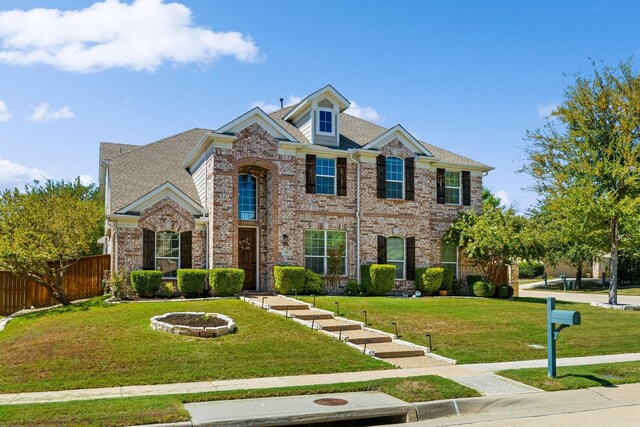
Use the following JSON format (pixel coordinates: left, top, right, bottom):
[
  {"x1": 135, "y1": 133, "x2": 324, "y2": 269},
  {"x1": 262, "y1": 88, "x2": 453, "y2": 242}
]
[{"x1": 0, "y1": 0, "x2": 638, "y2": 211}]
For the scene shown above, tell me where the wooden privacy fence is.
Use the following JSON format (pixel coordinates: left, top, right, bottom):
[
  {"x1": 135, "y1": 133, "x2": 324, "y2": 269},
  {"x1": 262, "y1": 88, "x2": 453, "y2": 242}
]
[{"x1": 0, "y1": 254, "x2": 110, "y2": 316}]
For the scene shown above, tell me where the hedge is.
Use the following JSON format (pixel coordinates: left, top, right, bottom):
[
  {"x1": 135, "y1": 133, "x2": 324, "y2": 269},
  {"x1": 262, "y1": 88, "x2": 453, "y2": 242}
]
[
  {"x1": 209, "y1": 268, "x2": 244, "y2": 296},
  {"x1": 130, "y1": 270, "x2": 162, "y2": 297},
  {"x1": 177, "y1": 269, "x2": 208, "y2": 296},
  {"x1": 441, "y1": 268, "x2": 454, "y2": 292},
  {"x1": 303, "y1": 269, "x2": 325, "y2": 294},
  {"x1": 360, "y1": 264, "x2": 373, "y2": 295},
  {"x1": 415, "y1": 267, "x2": 443, "y2": 295},
  {"x1": 519, "y1": 261, "x2": 544, "y2": 279},
  {"x1": 495, "y1": 285, "x2": 510, "y2": 298},
  {"x1": 472, "y1": 280, "x2": 496, "y2": 298},
  {"x1": 273, "y1": 266, "x2": 306, "y2": 295},
  {"x1": 369, "y1": 264, "x2": 396, "y2": 296}
]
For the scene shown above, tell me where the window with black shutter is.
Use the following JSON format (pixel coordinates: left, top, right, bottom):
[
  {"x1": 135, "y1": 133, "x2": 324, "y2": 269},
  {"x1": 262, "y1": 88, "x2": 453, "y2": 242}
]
[
  {"x1": 142, "y1": 229, "x2": 155, "y2": 270},
  {"x1": 180, "y1": 231, "x2": 192, "y2": 269},
  {"x1": 405, "y1": 157, "x2": 415, "y2": 200},
  {"x1": 376, "y1": 155, "x2": 386, "y2": 198},
  {"x1": 305, "y1": 154, "x2": 316, "y2": 194},
  {"x1": 436, "y1": 168, "x2": 446, "y2": 204},
  {"x1": 336, "y1": 157, "x2": 347, "y2": 196},
  {"x1": 377, "y1": 235, "x2": 387, "y2": 264},
  {"x1": 462, "y1": 171, "x2": 471, "y2": 206}
]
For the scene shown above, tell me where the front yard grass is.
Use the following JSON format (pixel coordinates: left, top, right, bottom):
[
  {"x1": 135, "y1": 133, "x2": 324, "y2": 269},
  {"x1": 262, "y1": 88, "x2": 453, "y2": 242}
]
[
  {"x1": 498, "y1": 361, "x2": 640, "y2": 391},
  {"x1": 300, "y1": 296, "x2": 640, "y2": 364},
  {"x1": 0, "y1": 376, "x2": 478, "y2": 427},
  {"x1": 0, "y1": 297, "x2": 390, "y2": 394}
]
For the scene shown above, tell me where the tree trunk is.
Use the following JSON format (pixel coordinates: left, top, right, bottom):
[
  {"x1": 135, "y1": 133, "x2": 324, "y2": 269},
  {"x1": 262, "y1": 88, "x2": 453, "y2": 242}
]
[
  {"x1": 49, "y1": 278, "x2": 72, "y2": 306},
  {"x1": 575, "y1": 264, "x2": 582, "y2": 290},
  {"x1": 609, "y1": 218, "x2": 619, "y2": 305}
]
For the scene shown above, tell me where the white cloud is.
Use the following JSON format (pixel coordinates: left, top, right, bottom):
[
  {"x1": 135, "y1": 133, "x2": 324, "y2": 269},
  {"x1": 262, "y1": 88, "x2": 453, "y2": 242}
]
[
  {"x1": 0, "y1": 100, "x2": 11, "y2": 122},
  {"x1": 251, "y1": 95, "x2": 301, "y2": 113},
  {"x1": 28, "y1": 103, "x2": 75, "y2": 122},
  {"x1": 495, "y1": 190, "x2": 512, "y2": 207},
  {"x1": 78, "y1": 174, "x2": 95, "y2": 186},
  {"x1": 0, "y1": 157, "x2": 50, "y2": 190},
  {"x1": 536, "y1": 103, "x2": 559, "y2": 119},
  {"x1": 345, "y1": 101, "x2": 382, "y2": 123},
  {"x1": 0, "y1": 0, "x2": 260, "y2": 73}
]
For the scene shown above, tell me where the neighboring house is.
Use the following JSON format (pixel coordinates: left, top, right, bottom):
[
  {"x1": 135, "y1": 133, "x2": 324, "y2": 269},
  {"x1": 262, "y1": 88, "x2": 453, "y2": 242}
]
[{"x1": 99, "y1": 85, "x2": 493, "y2": 292}]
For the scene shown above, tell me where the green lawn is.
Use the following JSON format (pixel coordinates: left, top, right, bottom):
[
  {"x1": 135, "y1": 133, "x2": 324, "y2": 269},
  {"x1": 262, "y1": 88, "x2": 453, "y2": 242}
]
[
  {"x1": 0, "y1": 376, "x2": 478, "y2": 427},
  {"x1": 0, "y1": 298, "x2": 389, "y2": 393},
  {"x1": 528, "y1": 281, "x2": 640, "y2": 296},
  {"x1": 499, "y1": 361, "x2": 640, "y2": 391},
  {"x1": 300, "y1": 296, "x2": 640, "y2": 364}
]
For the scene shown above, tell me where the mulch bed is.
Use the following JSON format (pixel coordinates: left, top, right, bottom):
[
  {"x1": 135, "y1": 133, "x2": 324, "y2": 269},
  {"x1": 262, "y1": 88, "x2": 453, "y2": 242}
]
[{"x1": 162, "y1": 314, "x2": 227, "y2": 328}]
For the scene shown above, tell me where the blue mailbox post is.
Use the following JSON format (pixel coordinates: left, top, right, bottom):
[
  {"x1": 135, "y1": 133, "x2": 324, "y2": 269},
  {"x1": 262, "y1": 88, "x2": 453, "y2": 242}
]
[{"x1": 547, "y1": 297, "x2": 580, "y2": 378}]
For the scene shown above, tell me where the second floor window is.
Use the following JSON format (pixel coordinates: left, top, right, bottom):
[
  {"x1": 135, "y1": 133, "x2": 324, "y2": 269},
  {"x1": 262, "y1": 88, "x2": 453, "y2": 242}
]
[
  {"x1": 316, "y1": 157, "x2": 336, "y2": 195},
  {"x1": 445, "y1": 170, "x2": 461, "y2": 204},
  {"x1": 318, "y1": 109, "x2": 333, "y2": 134},
  {"x1": 238, "y1": 174, "x2": 256, "y2": 220},
  {"x1": 386, "y1": 156, "x2": 404, "y2": 199}
]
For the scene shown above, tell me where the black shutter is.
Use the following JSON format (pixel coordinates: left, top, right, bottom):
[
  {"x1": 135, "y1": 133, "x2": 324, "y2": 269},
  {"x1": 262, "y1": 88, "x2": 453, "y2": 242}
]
[
  {"x1": 405, "y1": 157, "x2": 415, "y2": 200},
  {"x1": 180, "y1": 231, "x2": 192, "y2": 269},
  {"x1": 462, "y1": 171, "x2": 471, "y2": 206},
  {"x1": 337, "y1": 157, "x2": 347, "y2": 196},
  {"x1": 376, "y1": 155, "x2": 386, "y2": 199},
  {"x1": 436, "y1": 168, "x2": 446, "y2": 204},
  {"x1": 142, "y1": 229, "x2": 155, "y2": 270},
  {"x1": 377, "y1": 235, "x2": 387, "y2": 264},
  {"x1": 305, "y1": 154, "x2": 316, "y2": 194},
  {"x1": 406, "y1": 237, "x2": 416, "y2": 280}
]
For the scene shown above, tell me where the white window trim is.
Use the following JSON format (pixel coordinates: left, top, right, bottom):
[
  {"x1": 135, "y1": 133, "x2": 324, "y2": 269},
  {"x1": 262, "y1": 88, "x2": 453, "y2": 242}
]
[
  {"x1": 304, "y1": 229, "x2": 347, "y2": 276},
  {"x1": 155, "y1": 230, "x2": 180, "y2": 279},
  {"x1": 316, "y1": 108, "x2": 335, "y2": 136},
  {"x1": 387, "y1": 235, "x2": 406, "y2": 280},
  {"x1": 386, "y1": 156, "x2": 405, "y2": 200},
  {"x1": 238, "y1": 173, "x2": 258, "y2": 220},
  {"x1": 441, "y1": 240, "x2": 459, "y2": 278},
  {"x1": 445, "y1": 170, "x2": 462, "y2": 205},
  {"x1": 315, "y1": 157, "x2": 336, "y2": 195}
]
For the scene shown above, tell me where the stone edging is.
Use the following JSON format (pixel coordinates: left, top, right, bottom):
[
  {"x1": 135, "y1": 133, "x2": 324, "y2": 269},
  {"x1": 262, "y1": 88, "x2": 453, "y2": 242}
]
[
  {"x1": 151, "y1": 312, "x2": 237, "y2": 338},
  {"x1": 591, "y1": 302, "x2": 640, "y2": 311}
]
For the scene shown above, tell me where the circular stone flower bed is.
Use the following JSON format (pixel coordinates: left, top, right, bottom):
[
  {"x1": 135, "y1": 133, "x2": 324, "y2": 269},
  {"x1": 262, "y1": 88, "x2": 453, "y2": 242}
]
[{"x1": 151, "y1": 312, "x2": 236, "y2": 338}]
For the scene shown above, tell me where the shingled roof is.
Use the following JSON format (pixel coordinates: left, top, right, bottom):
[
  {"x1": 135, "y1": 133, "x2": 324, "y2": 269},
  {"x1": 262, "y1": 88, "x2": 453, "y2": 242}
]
[
  {"x1": 103, "y1": 128, "x2": 209, "y2": 214},
  {"x1": 269, "y1": 106, "x2": 490, "y2": 167}
]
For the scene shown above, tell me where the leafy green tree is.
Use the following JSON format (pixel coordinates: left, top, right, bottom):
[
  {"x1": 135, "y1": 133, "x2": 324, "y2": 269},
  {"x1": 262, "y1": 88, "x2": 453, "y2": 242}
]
[
  {"x1": 447, "y1": 191, "x2": 541, "y2": 282},
  {"x1": 524, "y1": 61, "x2": 640, "y2": 304},
  {"x1": 0, "y1": 179, "x2": 104, "y2": 305}
]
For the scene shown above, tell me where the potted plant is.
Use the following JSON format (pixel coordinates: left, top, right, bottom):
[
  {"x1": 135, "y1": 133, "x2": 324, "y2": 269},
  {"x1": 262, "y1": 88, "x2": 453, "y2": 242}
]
[{"x1": 439, "y1": 268, "x2": 454, "y2": 296}]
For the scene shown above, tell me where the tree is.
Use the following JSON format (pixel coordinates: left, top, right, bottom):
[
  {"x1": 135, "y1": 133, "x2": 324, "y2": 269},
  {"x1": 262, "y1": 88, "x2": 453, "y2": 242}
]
[
  {"x1": 0, "y1": 179, "x2": 104, "y2": 305},
  {"x1": 524, "y1": 61, "x2": 640, "y2": 304},
  {"x1": 447, "y1": 190, "x2": 540, "y2": 282}
]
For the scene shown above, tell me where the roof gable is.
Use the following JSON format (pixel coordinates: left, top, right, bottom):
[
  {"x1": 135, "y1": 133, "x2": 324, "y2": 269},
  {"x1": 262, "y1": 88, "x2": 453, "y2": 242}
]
[
  {"x1": 116, "y1": 182, "x2": 204, "y2": 215},
  {"x1": 283, "y1": 84, "x2": 350, "y2": 121},
  {"x1": 216, "y1": 107, "x2": 298, "y2": 142},
  {"x1": 362, "y1": 125, "x2": 434, "y2": 157}
]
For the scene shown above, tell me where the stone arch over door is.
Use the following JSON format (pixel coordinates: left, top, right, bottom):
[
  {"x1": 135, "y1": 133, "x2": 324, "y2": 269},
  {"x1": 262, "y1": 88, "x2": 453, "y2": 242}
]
[{"x1": 233, "y1": 158, "x2": 279, "y2": 290}]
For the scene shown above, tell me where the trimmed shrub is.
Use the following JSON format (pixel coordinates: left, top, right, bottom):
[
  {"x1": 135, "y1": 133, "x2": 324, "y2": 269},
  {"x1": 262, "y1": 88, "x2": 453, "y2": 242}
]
[
  {"x1": 130, "y1": 270, "x2": 162, "y2": 297},
  {"x1": 159, "y1": 282, "x2": 176, "y2": 298},
  {"x1": 273, "y1": 266, "x2": 305, "y2": 295},
  {"x1": 441, "y1": 268, "x2": 455, "y2": 292},
  {"x1": 177, "y1": 269, "x2": 208, "y2": 296},
  {"x1": 417, "y1": 267, "x2": 444, "y2": 295},
  {"x1": 344, "y1": 280, "x2": 363, "y2": 296},
  {"x1": 519, "y1": 261, "x2": 544, "y2": 279},
  {"x1": 506, "y1": 285, "x2": 515, "y2": 298},
  {"x1": 303, "y1": 269, "x2": 325, "y2": 295},
  {"x1": 369, "y1": 264, "x2": 396, "y2": 296},
  {"x1": 495, "y1": 285, "x2": 510, "y2": 298},
  {"x1": 414, "y1": 268, "x2": 427, "y2": 294},
  {"x1": 360, "y1": 264, "x2": 373, "y2": 295},
  {"x1": 209, "y1": 268, "x2": 244, "y2": 297},
  {"x1": 472, "y1": 280, "x2": 496, "y2": 298},
  {"x1": 466, "y1": 275, "x2": 483, "y2": 286}
]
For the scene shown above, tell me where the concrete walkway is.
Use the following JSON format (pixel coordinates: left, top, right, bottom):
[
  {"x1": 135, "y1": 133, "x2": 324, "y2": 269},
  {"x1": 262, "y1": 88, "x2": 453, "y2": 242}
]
[
  {"x1": 3, "y1": 353, "x2": 640, "y2": 405},
  {"x1": 519, "y1": 280, "x2": 640, "y2": 305}
]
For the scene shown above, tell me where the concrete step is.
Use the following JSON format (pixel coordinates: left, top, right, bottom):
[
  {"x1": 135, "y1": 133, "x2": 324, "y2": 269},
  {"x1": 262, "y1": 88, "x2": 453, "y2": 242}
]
[
  {"x1": 290, "y1": 310, "x2": 334, "y2": 320},
  {"x1": 365, "y1": 342, "x2": 426, "y2": 359},
  {"x1": 269, "y1": 303, "x2": 310, "y2": 311},
  {"x1": 338, "y1": 329, "x2": 392, "y2": 344},
  {"x1": 315, "y1": 319, "x2": 362, "y2": 332}
]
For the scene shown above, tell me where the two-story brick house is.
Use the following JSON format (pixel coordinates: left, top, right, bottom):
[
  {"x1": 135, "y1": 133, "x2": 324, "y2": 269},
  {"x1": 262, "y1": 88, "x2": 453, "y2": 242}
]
[{"x1": 99, "y1": 85, "x2": 493, "y2": 292}]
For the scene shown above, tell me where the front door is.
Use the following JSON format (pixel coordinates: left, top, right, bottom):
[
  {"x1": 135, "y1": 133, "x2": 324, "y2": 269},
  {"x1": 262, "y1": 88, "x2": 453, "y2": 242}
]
[{"x1": 238, "y1": 228, "x2": 257, "y2": 290}]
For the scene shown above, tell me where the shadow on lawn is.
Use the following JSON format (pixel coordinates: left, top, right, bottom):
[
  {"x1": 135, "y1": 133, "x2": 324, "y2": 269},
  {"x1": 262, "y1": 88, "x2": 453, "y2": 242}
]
[
  {"x1": 559, "y1": 374, "x2": 616, "y2": 388},
  {"x1": 19, "y1": 296, "x2": 112, "y2": 320}
]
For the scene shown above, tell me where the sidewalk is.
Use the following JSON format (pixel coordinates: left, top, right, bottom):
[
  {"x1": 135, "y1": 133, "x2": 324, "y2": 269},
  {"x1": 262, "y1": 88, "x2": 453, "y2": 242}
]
[{"x1": 2, "y1": 353, "x2": 640, "y2": 405}]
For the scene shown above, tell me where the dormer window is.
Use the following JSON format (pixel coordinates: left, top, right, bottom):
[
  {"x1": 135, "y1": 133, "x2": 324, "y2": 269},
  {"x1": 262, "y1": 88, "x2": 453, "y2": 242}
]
[{"x1": 318, "y1": 108, "x2": 334, "y2": 135}]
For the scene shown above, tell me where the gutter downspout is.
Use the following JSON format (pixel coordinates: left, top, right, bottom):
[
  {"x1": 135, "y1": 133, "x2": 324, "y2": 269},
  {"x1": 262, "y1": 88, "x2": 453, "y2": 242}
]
[{"x1": 348, "y1": 150, "x2": 361, "y2": 283}]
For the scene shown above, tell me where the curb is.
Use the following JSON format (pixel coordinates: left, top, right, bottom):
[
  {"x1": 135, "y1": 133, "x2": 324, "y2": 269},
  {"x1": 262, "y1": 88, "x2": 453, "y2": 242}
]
[{"x1": 413, "y1": 395, "x2": 511, "y2": 420}]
